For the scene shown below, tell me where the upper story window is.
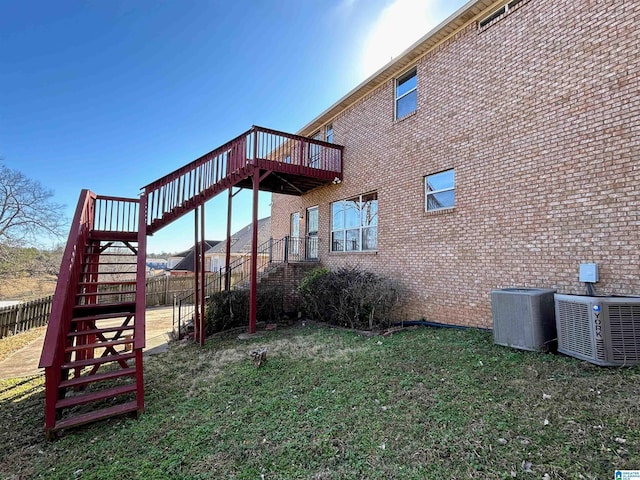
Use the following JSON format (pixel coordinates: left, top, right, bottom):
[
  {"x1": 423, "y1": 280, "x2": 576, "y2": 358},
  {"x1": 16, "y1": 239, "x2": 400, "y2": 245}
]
[
  {"x1": 395, "y1": 68, "x2": 417, "y2": 120},
  {"x1": 309, "y1": 130, "x2": 322, "y2": 167},
  {"x1": 331, "y1": 192, "x2": 378, "y2": 252},
  {"x1": 326, "y1": 124, "x2": 334, "y2": 143},
  {"x1": 425, "y1": 169, "x2": 455, "y2": 211},
  {"x1": 478, "y1": 0, "x2": 528, "y2": 30}
]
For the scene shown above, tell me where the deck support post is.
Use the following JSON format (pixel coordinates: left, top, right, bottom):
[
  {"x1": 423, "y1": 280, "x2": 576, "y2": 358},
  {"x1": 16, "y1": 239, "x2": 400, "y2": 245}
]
[
  {"x1": 135, "y1": 193, "x2": 147, "y2": 413},
  {"x1": 200, "y1": 202, "x2": 206, "y2": 346},
  {"x1": 193, "y1": 207, "x2": 200, "y2": 343},
  {"x1": 249, "y1": 169, "x2": 259, "y2": 334},
  {"x1": 225, "y1": 187, "x2": 233, "y2": 291}
]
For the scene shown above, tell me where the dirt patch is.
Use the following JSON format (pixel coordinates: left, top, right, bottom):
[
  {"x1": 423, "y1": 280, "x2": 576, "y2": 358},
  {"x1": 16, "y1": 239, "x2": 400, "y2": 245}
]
[
  {"x1": 0, "y1": 275, "x2": 57, "y2": 301},
  {"x1": 0, "y1": 326, "x2": 46, "y2": 363}
]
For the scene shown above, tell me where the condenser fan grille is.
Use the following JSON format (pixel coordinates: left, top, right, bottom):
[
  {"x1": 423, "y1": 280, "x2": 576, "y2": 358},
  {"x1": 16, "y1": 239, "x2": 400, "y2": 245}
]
[
  {"x1": 607, "y1": 304, "x2": 640, "y2": 363},
  {"x1": 557, "y1": 300, "x2": 593, "y2": 358}
]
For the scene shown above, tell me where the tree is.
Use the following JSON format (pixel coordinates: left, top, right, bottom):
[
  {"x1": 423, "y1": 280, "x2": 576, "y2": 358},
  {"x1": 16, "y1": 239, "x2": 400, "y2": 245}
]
[{"x1": 0, "y1": 163, "x2": 66, "y2": 270}]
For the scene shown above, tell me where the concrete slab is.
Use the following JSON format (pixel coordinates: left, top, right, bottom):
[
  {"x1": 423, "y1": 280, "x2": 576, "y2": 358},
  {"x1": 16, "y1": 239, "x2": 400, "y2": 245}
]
[{"x1": 0, "y1": 306, "x2": 175, "y2": 380}]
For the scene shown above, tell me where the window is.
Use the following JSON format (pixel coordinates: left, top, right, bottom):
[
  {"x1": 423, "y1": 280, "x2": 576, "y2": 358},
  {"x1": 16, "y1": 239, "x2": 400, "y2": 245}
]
[
  {"x1": 395, "y1": 68, "x2": 417, "y2": 120},
  {"x1": 478, "y1": 0, "x2": 527, "y2": 29},
  {"x1": 326, "y1": 124, "x2": 334, "y2": 143},
  {"x1": 290, "y1": 212, "x2": 300, "y2": 255},
  {"x1": 425, "y1": 169, "x2": 455, "y2": 211},
  {"x1": 309, "y1": 130, "x2": 322, "y2": 167},
  {"x1": 331, "y1": 192, "x2": 378, "y2": 252}
]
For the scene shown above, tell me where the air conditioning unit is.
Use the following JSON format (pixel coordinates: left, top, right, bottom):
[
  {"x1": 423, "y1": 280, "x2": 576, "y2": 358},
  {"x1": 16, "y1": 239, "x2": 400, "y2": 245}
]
[
  {"x1": 491, "y1": 288, "x2": 557, "y2": 351},
  {"x1": 554, "y1": 294, "x2": 640, "y2": 366}
]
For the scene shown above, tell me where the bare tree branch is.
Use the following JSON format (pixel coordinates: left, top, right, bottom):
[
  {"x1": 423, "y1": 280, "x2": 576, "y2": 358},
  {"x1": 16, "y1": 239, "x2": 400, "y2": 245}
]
[
  {"x1": 0, "y1": 163, "x2": 67, "y2": 278},
  {"x1": 0, "y1": 163, "x2": 67, "y2": 247}
]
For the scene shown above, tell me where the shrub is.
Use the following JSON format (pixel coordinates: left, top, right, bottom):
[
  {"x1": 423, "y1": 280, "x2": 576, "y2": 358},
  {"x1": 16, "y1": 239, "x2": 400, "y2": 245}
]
[
  {"x1": 298, "y1": 267, "x2": 330, "y2": 321},
  {"x1": 204, "y1": 285, "x2": 284, "y2": 335},
  {"x1": 298, "y1": 266, "x2": 404, "y2": 330}
]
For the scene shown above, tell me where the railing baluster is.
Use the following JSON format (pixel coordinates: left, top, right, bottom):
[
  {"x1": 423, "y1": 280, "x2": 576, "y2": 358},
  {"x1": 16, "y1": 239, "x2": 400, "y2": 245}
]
[{"x1": 180, "y1": 172, "x2": 185, "y2": 206}]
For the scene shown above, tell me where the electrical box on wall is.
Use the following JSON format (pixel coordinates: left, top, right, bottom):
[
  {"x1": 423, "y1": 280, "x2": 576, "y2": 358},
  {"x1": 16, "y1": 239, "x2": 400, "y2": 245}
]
[{"x1": 579, "y1": 263, "x2": 599, "y2": 283}]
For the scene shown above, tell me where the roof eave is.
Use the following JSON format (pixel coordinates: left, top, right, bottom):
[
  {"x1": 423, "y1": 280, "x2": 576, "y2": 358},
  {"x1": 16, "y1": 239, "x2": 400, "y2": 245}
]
[{"x1": 297, "y1": 0, "x2": 500, "y2": 137}]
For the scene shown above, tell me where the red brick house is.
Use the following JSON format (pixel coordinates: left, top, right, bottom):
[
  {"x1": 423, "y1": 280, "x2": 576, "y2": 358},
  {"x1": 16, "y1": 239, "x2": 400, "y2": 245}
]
[{"x1": 270, "y1": 0, "x2": 640, "y2": 327}]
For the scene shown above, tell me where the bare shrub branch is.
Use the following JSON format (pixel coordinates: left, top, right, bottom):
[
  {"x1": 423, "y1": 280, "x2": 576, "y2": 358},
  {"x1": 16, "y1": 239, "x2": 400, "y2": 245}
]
[{"x1": 299, "y1": 266, "x2": 405, "y2": 330}]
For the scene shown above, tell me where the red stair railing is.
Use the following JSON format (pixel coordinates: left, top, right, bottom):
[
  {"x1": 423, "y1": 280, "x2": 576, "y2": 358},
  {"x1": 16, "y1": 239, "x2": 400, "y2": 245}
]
[
  {"x1": 93, "y1": 195, "x2": 140, "y2": 235},
  {"x1": 39, "y1": 189, "x2": 97, "y2": 431},
  {"x1": 143, "y1": 127, "x2": 253, "y2": 232},
  {"x1": 143, "y1": 126, "x2": 343, "y2": 234},
  {"x1": 40, "y1": 190, "x2": 96, "y2": 369},
  {"x1": 39, "y1": 190, "x2": 144, "y2": 433}
]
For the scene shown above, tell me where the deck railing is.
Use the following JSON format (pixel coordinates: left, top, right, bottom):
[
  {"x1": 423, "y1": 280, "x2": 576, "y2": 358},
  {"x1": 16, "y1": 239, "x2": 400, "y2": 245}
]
[
  {"x1": 252, "y1": 126, "x2": 342, "y2": 172},
  {"x1": 93, "y1": 195, "x2": 140, "y2": 234},
  {"x1": 143, "y1": 126, "x2": 343, "y2": 232},
  {"x1": 39, "y1": 192, "x2": 144, "y2": 369}
]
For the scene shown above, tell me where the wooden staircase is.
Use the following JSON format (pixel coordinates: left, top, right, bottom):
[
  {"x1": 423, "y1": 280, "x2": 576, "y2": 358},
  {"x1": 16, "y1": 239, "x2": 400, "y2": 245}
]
[
  {"x1": 39, "y1": 126, "x2": 343, "y2": 438},
  {"x1": 39, "y1": 193, "x2": 146, "y2": 439}
]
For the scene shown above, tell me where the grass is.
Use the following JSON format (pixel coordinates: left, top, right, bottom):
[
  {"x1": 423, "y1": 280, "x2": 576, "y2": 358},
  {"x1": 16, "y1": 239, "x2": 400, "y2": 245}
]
[{"x1": 0, "y1": 323, "x2": 638, "y2": 479}]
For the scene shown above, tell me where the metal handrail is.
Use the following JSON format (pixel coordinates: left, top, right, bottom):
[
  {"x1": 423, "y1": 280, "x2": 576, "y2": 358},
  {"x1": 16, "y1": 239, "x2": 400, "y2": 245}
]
[{"x1": 173, "y1": 235, "x2": 320, "y2": 338}]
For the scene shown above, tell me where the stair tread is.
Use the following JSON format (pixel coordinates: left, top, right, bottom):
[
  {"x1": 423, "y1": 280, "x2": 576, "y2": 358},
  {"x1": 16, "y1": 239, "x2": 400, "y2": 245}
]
[
  {"x1": 65, "y1": 338, "x2": 132, "y2": 353},
  {"x1": 67, "y1": 325, "x2": 135, "y2": 337},
  {"x1": 76, "y1": 291, "x2": 136, "y2": 297},
  {"x1": 53, "y1": 400, "x2": 139, "y2": 432},
  {"x1": 81, "y1": 271, "x2": 138, "y2": 276},
  {"x1": 90, "y1": 231, "x2": 138, "y2": 241},
  {"x1": 62, "y1": 352, "x2": 136, "y2": 370},
  {"x1": 56, "y1": 384, "x2": 137, "y2": 409},
  {"x1": 78, "y1": 281, "x2": 137, "y2": 286},
  {"x1": 74, "y1": 302, "x2": 136, "y2": 312},
  {"x1": 72, "y1": 311, "x2": 135, "y2": 322},
  {"x1": 85, "y1": 253, "x2": 137, "y2": 256},
  {"x1": 83, "y1": 262, "x2": 138, "y2": 265},
  {"x1": 59, "y1": 367, "x2": 137, "y2": 388}
]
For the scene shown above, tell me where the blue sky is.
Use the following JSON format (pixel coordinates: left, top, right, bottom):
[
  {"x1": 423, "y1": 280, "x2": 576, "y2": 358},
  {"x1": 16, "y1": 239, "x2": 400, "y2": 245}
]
[{"x1": 1, "y1": 0, "x2": 467, "y2": 254}]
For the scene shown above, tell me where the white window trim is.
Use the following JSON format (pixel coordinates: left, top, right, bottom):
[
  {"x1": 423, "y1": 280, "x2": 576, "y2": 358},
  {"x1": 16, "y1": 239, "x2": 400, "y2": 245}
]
[
  {"x1": 325, "y1": 123, "x2": 333, "y2": 143},
  {"x1": 478, "y1": 0, "x2": 528, "y2": 30},
  {"x1": 309, "y1": 130, "x2": 322, "y2": 167},
  {"x1": 395, "y1": 67, "x2": 417, "y2": 120},
  {"x1": 331, "y1": 192, "x2": 378, "y2": 252},
  {"x1": 425, "y1": 169, "x2": 455, "y2": 212}
]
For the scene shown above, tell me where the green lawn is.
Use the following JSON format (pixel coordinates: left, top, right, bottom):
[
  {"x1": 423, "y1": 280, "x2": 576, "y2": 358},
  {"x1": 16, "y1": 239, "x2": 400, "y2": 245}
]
[{"x1": 1, "y1": 323, "x2": 638, "y2": 479}]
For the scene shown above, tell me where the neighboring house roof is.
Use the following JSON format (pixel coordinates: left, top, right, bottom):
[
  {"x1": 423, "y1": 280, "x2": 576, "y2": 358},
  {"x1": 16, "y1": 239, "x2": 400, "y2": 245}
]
[
  {"x1": 170, "y1": 248, "x2": 191, "y2": 259},
  {"x1": 206, "y1": 217, "x2": 271, "y2": 256},
  {"x1": 171, "y1": 240, "x2": 221, "y2": 271},
  {"x1": 298, "y1": 0, "x2": 496, "y2": 137}
]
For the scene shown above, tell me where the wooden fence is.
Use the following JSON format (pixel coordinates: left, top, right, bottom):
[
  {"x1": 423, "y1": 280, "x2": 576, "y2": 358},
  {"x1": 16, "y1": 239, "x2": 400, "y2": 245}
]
[
  {"x1": 0, "y1": 296, "x2": 53, "y2": 338},
  {"x1": 0, "y1": 274, "x2": 224, "y2": 338},
  {"x1": 145, "y1": 273, "x2": 222, "y2": 306}
]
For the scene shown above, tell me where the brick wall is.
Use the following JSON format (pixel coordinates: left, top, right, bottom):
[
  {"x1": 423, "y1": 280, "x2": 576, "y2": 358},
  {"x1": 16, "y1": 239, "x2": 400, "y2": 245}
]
[
  {"x1": 271, "y1": 0, "x2": 640, "y2": 328},
  {"x1": 257, "y1": 262, "x2": 318, "y2": 312}
]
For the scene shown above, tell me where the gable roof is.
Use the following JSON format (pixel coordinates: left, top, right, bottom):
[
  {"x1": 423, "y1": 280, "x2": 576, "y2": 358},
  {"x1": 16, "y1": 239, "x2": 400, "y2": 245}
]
[
  {"x1": 298, "y1": 0, "x2": 499, "y2": 137},
  {"x1": 206, "y1": 217, "x2": 271, "y2": 256},
  {"x1": 169, "y1": 248, "x2": 191, "y2": 259},
  {"x1": 171, "y1": 240, "x2": 221, "y2": 271}
]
